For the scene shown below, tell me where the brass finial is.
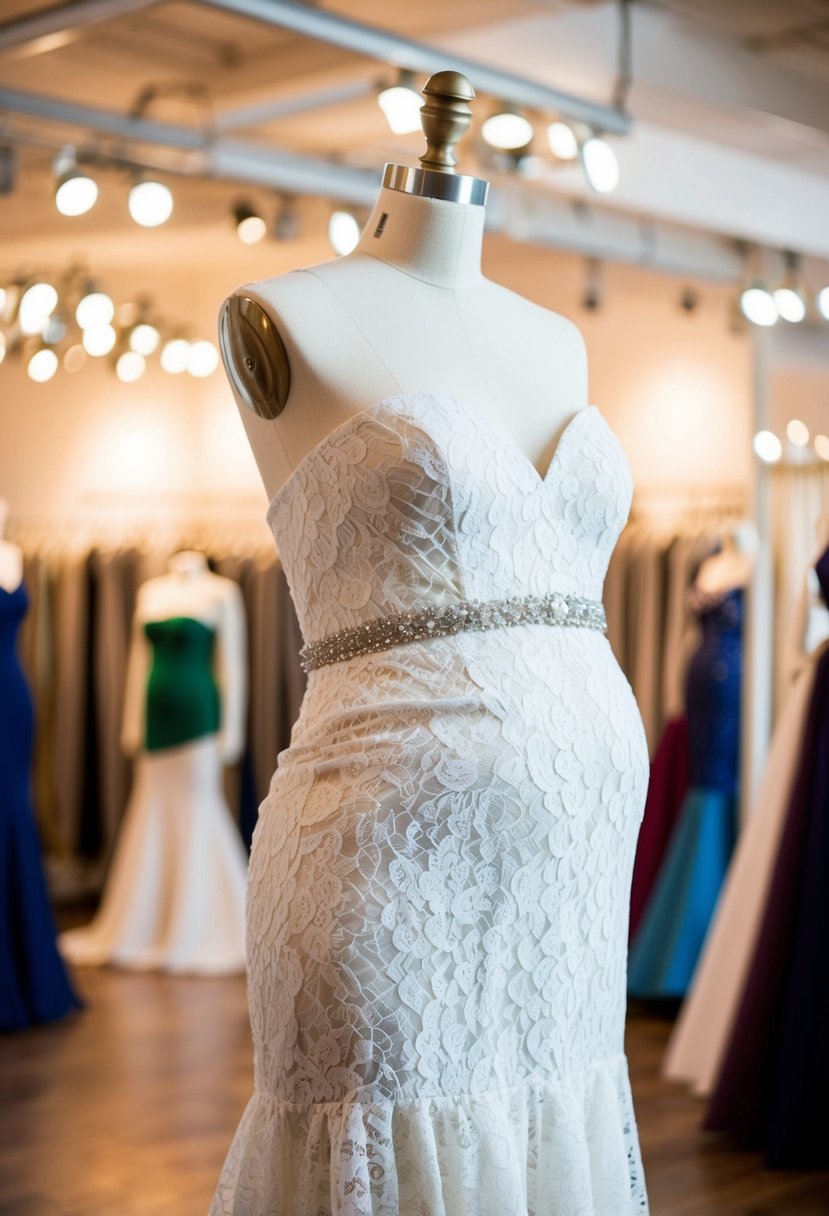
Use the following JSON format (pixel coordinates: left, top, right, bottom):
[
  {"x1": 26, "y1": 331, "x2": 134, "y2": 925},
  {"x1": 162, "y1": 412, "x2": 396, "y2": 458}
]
[{"x1": 418, "y1": 71, "x2": 475, "y2": 174}]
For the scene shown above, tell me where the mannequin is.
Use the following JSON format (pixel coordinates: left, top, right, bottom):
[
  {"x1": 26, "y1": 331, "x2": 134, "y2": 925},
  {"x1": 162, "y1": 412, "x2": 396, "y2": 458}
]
[
  {"x1": 694, "y1": 521, "x2": 758, "y2": 597},
  {"x1": 211, "y1": 73, "x2": 650, "y2": 1216},
  {"x1": 0, "y1": 498, "x2": 23, "y2": 593},
  {"x1": 60, "y1": 551, "x2": 249, "y2": 974},
  {"x1": 219, "y1": 73, "x2": 588, "y2": 502},
  {"x1": 0, "y1": 495, "x2": 81, "y2": 1028}
]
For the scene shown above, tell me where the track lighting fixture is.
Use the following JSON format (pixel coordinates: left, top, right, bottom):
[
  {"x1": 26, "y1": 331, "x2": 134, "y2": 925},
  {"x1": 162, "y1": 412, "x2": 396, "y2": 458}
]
[
  {"x1": 160, "y1": 337, "x2": 190, "y2": 374},
  {"x1": 817, "y1": 287, "x2": 829, "y2": 322},
  {"x1": 27, "y1": 346, "x2": 59, "y2": 383},
  {"x1": 815, "y1": 435, "x2": 829, "y2": 461},
  {"x1": 786, "y1": 419, "x2": 809, "y2": 448},
  {"x1": 274, "y1": 196, "x2": 300, "y2": 242},
  {"x1": 774, "y1": 251, "x2": 806, "y2": 323},
  {"x1": 128, "y1": 322, "x2": 161, "y2": 356},
  {"x1": 128, "y1": 177, "x2": 173, "y2": 227},
  {"x1": 739, "y1": 284, "x2": 777, "y2": 327},
  {"x1": 328, "y1": 210, "x2": 360, "y2": 256},
  {"x1": 377, "y1": 70, "x2": 423, "y2": 135},
  {"x1": 115, "y1": 350, "x2": 146, "y2": 383},
  {"x1": 53, "y1": 148, "x2": 98, "y2": 217},
  {"x1": 481, "y1": 108, "x2": 534, "y2": 152},
  {"x1": 233, "y1": 201, "x2": 267, "y2": 245},
  {"x1": 187, "y1": 340, "x2": 219, "y2": 378},
  {"x1": 546, "y1": 121, "x2": 578, "y2": 161},
  {"x1": 18, "y1": 282, "x2": 58, "y2": 335},
  {"x1": 76, "y1": 288, "x2": 114, "y2": 331},
  {"x1": 580, "y1": 135, "x2": 620, "y2": 194},
  {"x1": 752, "y1": 431, "x2": 782, "y2": 464},
  {"x1": 82, "y1": 324, "x2": 117, "y2": 356}
]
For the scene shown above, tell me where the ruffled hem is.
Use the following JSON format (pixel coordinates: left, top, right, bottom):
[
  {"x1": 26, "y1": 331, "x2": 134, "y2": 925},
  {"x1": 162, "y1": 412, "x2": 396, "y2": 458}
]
[{"x1": 210, "y1": 1054, "x2": 648, "y2": 1216}]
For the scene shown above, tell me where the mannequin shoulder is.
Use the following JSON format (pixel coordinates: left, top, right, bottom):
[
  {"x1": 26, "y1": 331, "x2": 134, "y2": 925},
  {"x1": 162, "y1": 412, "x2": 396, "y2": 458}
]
[
  {"x1": 217, "y1": 262, "x2": 352, "y2": 419},
  {"x1": 484, "y1": 280, "x2": 587, "y2": 363}
]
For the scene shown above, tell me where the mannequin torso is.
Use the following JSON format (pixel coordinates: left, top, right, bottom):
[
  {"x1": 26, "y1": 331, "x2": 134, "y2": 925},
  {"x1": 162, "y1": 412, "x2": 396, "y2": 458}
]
[
  {"x1": 0, "y1": 500, "x2": 23, "y2": 593},
  {"x1": 695, "y1": 523, "x2": 758, "y2": 597},
  {"x1": 222, "y1": 187, "x2": 588, "y2": 502}
]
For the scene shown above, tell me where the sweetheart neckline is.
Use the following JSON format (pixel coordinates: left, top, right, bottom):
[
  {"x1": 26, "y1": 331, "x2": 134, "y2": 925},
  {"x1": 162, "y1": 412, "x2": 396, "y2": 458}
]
[{"x1": 265, "y1": 393, "x2": 602, "y2": 520}]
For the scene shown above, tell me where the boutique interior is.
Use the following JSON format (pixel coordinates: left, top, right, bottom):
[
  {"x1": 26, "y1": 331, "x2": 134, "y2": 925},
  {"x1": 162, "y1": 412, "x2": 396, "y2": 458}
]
[{"x1": 2, "y1": 1, "x2": 829, "y2": 1213}]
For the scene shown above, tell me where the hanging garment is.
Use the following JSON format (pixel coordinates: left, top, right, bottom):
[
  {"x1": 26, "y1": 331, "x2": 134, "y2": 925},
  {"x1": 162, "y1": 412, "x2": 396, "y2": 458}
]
[
  {"x1": 210, "y1": 394, "x2": 650, "y2": 1216},
  {"x1": 0, "y1": 581, "x2": 81, "y2": 1030},
  {"x1": 628, "y1": 586, "x2": 743, "y2": 996},
  {"x1": 59, "y1": 615, "x2": 247, "y2": 974},
  {"x1": 704, "y1": 547, "x2": 829, "y2": 1167},
  {"x1": 628, "y1": 715, "x2": 691, "y2": 941}
]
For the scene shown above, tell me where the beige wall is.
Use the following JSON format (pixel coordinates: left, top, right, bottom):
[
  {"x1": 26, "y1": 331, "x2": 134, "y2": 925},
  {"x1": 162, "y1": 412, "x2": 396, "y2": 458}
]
[{"x1": 1, "y1": 231, "x2": 754, "y2": 524}]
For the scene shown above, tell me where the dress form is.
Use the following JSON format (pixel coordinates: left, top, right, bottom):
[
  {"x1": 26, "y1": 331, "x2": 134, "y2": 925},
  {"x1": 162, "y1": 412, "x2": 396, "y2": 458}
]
[
  {"x1": 695, "y1": 522, "x2": 758, "y2": 597},
  {"x1": 219, "y1": 73, "x2": 587, "y2": 503},
  {"x1": 121, "y1": 550, "x2": 246, "y2": 764},
  {"x1": 0, "y1": 498, "x2": 23, "y2": 593}
]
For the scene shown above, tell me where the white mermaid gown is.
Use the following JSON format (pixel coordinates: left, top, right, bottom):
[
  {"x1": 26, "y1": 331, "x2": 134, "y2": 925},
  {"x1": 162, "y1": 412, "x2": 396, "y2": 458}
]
[{"x1": 211, "y1": 393, "x2": 650, "y2": 1215}]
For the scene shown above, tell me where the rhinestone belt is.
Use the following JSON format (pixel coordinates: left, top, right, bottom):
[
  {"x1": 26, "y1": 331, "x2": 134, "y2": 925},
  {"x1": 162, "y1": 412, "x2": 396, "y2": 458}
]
[{"x1": 299, "y1": 592, "x2": 606, "y2": 672}]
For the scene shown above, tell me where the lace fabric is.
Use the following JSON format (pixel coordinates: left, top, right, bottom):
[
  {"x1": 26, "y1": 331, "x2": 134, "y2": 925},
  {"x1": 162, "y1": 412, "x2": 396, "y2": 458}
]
[{"x1": 211, "y1": 393, "x2": 650, "y2": 1215}]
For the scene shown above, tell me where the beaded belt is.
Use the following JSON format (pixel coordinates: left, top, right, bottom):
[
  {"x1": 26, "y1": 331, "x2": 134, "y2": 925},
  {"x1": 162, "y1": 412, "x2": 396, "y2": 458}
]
[{"x1": 299, "y1": 591, "x2": 606, "y2": 672}]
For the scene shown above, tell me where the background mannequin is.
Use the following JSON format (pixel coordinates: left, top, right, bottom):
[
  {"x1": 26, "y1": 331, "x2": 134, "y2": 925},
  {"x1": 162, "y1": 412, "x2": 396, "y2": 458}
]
[
  {"x1": 694, "y1": 521, "x2": 758, "y2": 597},
  {"x1": 60, "y1": 551, "x2": 249, "y2": 974},
  {"x1": 0, "y1": 498, "x2": 23, "y2": 592},
  {"x1": 0, "y1": 496, "x2": 81, "y2": 1028}
]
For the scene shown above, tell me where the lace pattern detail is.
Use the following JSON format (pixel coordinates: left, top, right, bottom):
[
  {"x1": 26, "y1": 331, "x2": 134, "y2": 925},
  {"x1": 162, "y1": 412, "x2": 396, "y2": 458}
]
[{"x1": 212, "y1": 393, "x2": 649, "y2": 1215}]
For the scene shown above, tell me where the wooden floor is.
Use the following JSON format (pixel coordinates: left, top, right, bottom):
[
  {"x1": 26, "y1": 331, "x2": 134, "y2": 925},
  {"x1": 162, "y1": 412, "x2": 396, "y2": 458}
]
[{"x1": 1, "y1": 968, "x2": 828, "y2": 1215}]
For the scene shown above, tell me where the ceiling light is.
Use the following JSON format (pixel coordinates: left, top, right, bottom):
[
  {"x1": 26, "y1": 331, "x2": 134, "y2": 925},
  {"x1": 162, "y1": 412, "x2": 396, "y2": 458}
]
[
  {"x1": 581, "y1": 136, "x2": 620, "y2": 194},
  {"x1": 27, "y1": 347, "x2": 59, "y2": 383},
  {"x1": 187, "y1": 339, "x2": 219, "y2": 378},
  {"x1": 328, "y1": 210, "x2": 360, "y2": 256},
  {"x1": 774, "y1": 251, "x2": 806, "y2": 323},
  {"x1": 546, "y1": 120, "x2": 578, "y2": 160},
  {"x1": 63, "y1": 344, "x2": 86, "y2": 373},
  {"x1": 817, "y1": 286, "x2": 829, "y2": 321},
  {"x1": 774, "y1": 287, "x2": 805, "y2": 323},
  {"x1": 116, "y1": 351, "x2": 146, "y2": 383},
  {"x1": 481, "y1": 109, "x2": 534, "y2": 151},
  {"x1": 54, "y1": 149, "x2": 98, "y2": 217},
  {"x1": 740, "y1": 285, "x2": 777, "y2": 327},
  {"x1": 76, "y1": 289, "x2": 114, "y2": 330},
  {"x1": 160, "y1": 337, "x2": 190, "y2": 374},
  {"x1": 753, "y1": 430, "x2": 782, "y2": 463},
  {"x1": 234, "y1": 202, "x2": 267, "y2": 245},
  {"x1": 82, "y1": 324, "x2": 117, "y2": 356},
  {"x1": 18, "y1": 282, "x2": 58, "y2": 334},
  {"x1": 128, "y1": 322, "x2": 160, "y2": 355},
  {"x1": 815, "y1": 434, "x2": 829, "y2": 461},
  {"x1": 377, "y1": 72, "x2": 422, "y2": 135},
  {"x1": 787, "y1": 418, "x2": 810, "y2": 447},
  {"x1": 128, "y1": 178, "x2": 173, "y2": 227}
]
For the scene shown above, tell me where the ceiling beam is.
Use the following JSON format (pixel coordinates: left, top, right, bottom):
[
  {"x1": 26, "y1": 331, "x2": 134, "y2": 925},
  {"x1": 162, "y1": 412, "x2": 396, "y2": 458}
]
[
  {"x1": 196, "y1": 0, "x2": 631, "y2": 135},
  {"x1": 0, "y1": 0, "x2": 158, "y2": 57}
]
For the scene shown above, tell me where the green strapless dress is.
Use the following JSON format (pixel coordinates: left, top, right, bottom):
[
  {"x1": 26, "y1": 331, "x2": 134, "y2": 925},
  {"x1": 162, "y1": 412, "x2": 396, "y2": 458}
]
[{"x1": 144, "y1": 617, "x2": 220, "y2": 752}]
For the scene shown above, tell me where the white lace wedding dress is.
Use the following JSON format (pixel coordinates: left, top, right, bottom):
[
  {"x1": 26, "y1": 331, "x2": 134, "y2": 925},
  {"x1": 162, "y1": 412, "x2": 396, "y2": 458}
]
[{"x1": 211, "y1": 392, "x2": 650, "y2": 1216}]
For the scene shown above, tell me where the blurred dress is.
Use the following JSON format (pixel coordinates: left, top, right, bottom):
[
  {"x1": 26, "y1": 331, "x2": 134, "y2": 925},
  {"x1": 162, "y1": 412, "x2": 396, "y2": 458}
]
[
  {"x1": 60, "y1": 616, "x2": 248, "y2": 974},
  {"x1": 0, "y1": 581, "x2": 81, "y2": 1030},
  {"x1": 705, "y1": 546, "x2": 829, "y2": 1168},
  {"x1": 628, "y1": 586, "x2": 743, "y2": 996},
  {"x1": 664, "y1": 556, "x2": 829, "y2": 1095}
]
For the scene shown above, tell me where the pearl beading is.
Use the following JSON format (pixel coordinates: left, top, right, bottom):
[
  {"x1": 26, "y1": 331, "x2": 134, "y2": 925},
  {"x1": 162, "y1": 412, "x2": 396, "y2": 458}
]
[{"x1": 300, "y1": 592, "x2": 606, "y2": 672}]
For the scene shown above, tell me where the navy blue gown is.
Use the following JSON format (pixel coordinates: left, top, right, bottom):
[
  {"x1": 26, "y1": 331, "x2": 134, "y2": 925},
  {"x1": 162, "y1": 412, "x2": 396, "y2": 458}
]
[
  {"x1": 628, "y1": 586, "x2": 742, "y2": 996},
  {"x1": 0, "y1": 581, "x2": 81, "y2": 1030}
]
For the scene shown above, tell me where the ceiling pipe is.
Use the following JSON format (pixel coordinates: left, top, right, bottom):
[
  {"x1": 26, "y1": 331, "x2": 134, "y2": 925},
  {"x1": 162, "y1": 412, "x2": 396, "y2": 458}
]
[
  {"x1": 196, "y1": 0, "x2": 631, "y2": 135},
  {"x1": 0, "y1": 0, "x2": 158, "y2": 55}
]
